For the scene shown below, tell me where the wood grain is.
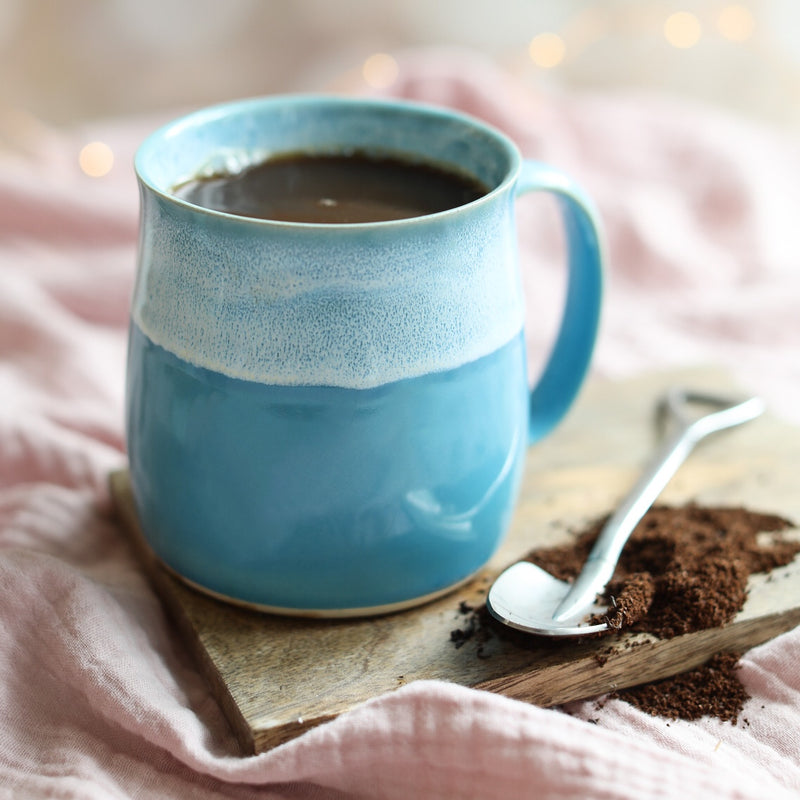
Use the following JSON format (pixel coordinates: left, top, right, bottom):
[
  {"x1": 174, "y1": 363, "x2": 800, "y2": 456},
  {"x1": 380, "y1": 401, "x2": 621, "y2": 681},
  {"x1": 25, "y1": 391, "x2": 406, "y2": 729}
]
[{"x1": 110, "y1": 367, "x2": 800, "y2": 754}]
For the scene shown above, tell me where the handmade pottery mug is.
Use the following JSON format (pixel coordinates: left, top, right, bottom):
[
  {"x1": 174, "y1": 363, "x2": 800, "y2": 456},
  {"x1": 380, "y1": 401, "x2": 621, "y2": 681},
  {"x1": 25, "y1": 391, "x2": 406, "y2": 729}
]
[{"x1": 127, "y1": 95, "x2": 603, "y2": 616}]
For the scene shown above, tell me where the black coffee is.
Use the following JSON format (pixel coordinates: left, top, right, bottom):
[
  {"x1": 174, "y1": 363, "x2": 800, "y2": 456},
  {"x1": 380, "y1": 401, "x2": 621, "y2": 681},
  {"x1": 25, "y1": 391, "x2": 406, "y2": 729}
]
[{"x1": 173, "y1": 151, "x2": 488, "y2": 224}]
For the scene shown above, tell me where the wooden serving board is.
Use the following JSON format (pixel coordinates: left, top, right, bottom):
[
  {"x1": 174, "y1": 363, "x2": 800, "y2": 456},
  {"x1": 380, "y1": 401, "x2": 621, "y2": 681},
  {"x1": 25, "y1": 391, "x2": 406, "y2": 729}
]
[{"x1": 110, "y1": 367, "x2": 800, "y2": 755}]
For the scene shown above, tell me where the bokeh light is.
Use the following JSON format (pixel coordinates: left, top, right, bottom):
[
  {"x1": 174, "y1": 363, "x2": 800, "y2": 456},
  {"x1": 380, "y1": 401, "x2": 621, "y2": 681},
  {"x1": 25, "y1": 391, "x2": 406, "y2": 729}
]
[
  {"x1": 664, "y1": 12, "x2": 702, "y2": 49},
  {"x1": 362, "y1": 53, "x2": 399, "y2": 89},
  {"x1": 78, "y1": 141, "x2": 114, "y2": 177},
  {"x1": 717, "y1": 4, "x2": 755, "y2": 42},
  {"x1": 528, "y1": 32, "x2": 566, "y2": 68}
]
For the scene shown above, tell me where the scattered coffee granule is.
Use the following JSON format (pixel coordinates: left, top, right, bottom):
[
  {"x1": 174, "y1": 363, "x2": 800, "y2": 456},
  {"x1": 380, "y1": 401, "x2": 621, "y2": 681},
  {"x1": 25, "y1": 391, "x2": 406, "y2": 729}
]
[
  {"x1": 616, "y1": 652, "x2": 749, "y2": 723},
  {"x1": 525, "y1": 504, "x2": 798, "y2": 639},
  {"x1": 450, "y1": 601, "x2": 494, "y2": 657}
]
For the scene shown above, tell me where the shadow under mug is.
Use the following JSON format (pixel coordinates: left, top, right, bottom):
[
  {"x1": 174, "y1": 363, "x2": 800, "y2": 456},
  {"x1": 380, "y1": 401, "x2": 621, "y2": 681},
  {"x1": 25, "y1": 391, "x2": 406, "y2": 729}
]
[{"x1": 127, "y1": 95, "x2": 603, "y2": 616}]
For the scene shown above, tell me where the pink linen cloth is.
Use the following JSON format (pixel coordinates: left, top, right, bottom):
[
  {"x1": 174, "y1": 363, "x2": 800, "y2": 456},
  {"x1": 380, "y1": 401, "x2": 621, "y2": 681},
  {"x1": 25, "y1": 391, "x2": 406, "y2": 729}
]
[{"x1": 2, "y1": 49, "x2": 800, "y2": 799}]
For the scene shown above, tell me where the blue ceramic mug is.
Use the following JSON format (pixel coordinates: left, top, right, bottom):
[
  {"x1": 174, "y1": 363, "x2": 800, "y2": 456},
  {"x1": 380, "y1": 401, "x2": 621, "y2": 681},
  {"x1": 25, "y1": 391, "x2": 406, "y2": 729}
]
[{"x1": 127, "y1": 95, "x2": 603, "y2": 615}]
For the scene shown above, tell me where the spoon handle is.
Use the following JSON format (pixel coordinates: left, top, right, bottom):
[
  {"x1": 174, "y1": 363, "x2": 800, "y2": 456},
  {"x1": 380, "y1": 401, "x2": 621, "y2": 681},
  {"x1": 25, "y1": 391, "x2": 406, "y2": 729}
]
[{"x1": 551, "y1": 390, "x2": 765, "y2": 623}]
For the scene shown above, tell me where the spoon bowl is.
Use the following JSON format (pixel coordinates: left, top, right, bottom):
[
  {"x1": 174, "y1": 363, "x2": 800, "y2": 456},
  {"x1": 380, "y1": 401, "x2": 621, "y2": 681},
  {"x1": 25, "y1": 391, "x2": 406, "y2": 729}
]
[{"x1": 486, "y1": 561, "x2": 610, "y2": 636}]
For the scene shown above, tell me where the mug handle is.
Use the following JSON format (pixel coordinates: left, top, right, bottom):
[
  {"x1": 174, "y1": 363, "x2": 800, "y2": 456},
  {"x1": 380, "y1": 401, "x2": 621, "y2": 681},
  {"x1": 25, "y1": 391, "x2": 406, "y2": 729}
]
[{"x1": 516, "y1": 160, "x2": 604, "y2": 444}]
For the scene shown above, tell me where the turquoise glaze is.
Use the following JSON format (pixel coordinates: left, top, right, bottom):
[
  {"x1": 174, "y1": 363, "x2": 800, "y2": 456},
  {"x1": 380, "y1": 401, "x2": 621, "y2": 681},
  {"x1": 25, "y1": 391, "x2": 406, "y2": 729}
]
[
  {"x1": 127, "y1": 325, "x2": 528, "y2": 609},
  {"x1": 128, "y1": 95, "x2": 604, "y2": 614}
]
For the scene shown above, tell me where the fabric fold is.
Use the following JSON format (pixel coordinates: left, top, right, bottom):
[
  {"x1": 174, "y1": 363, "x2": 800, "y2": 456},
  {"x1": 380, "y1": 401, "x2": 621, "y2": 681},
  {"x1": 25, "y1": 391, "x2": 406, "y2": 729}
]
[{"x1": 1, "y1": 48, "x2": 799, "y2": 798}]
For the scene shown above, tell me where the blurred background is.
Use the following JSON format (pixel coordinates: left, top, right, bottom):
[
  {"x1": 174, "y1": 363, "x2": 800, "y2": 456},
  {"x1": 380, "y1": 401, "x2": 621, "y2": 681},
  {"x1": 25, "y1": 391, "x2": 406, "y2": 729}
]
[
  {"x1": 2, "y1": 0, "x2": 798, "y2": 135},
  {"x1": 1, "y1": 1, "x2": 798, "y2": 415}
]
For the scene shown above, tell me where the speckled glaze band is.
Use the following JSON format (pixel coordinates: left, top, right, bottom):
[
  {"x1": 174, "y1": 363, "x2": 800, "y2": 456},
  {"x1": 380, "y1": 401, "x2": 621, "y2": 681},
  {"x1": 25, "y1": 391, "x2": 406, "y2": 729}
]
[
  {"x1": 133, "y1": 96, "x2": 525, "y2": 390},
  {"x1": 127, "y1": 95, "x2": 604, "y2": 614}
]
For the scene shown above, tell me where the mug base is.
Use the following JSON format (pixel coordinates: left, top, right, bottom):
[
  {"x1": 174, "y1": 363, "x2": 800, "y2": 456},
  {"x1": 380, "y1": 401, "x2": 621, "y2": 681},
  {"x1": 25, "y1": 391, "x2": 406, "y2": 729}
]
[
  {"x1": 160, "y1": 559, "x2": 478, "y2": 618},
  {"x1": 112, "y1": 467, "x2": 490, "y2": 619}
]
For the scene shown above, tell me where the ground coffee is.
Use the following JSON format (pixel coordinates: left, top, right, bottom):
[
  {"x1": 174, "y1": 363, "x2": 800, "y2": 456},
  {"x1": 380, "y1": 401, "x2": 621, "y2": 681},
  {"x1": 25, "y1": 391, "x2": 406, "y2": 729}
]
[
  {"x1": 526, "y1": 504, "x2": 797, "y2": 638},
  {"x1": 452, "y1": 503, "x2": 799, "y2": 723},
  {"x1": 614, "y1": 652, "x2": 749, "y2": 722}
]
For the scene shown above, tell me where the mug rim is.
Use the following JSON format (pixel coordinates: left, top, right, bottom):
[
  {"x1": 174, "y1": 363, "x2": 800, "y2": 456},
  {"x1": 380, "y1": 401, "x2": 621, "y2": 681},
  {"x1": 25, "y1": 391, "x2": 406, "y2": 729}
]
[{"x1": 133, "y1": 93, "x2": 524, "y2": 230}]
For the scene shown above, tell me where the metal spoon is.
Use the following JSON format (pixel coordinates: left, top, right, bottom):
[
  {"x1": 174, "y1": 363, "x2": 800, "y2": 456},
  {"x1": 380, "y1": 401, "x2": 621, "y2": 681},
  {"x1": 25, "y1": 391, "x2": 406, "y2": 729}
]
[{"x1": 486, "y1": 388, "x2": 765, "y2": 637}]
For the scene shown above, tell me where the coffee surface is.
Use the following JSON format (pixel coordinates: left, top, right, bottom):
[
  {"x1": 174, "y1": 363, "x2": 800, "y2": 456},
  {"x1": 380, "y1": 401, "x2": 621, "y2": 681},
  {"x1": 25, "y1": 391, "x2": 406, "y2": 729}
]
[{"x1": 173, "y1": 151, "x2": 488, "y2": 223}]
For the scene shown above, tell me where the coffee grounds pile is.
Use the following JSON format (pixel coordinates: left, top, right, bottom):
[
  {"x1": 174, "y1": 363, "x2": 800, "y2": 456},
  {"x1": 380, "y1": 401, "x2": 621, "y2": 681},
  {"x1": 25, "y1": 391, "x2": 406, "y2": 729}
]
[
  {"x1": 615, "y1": 652, "x2": 749, "y2": 723},
  {"x1": 451, "y1": 503, "x2": 799, "y2": 723},
  {"x1": 526, "y1": 504, "x2": 798, "y2": 638}
]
